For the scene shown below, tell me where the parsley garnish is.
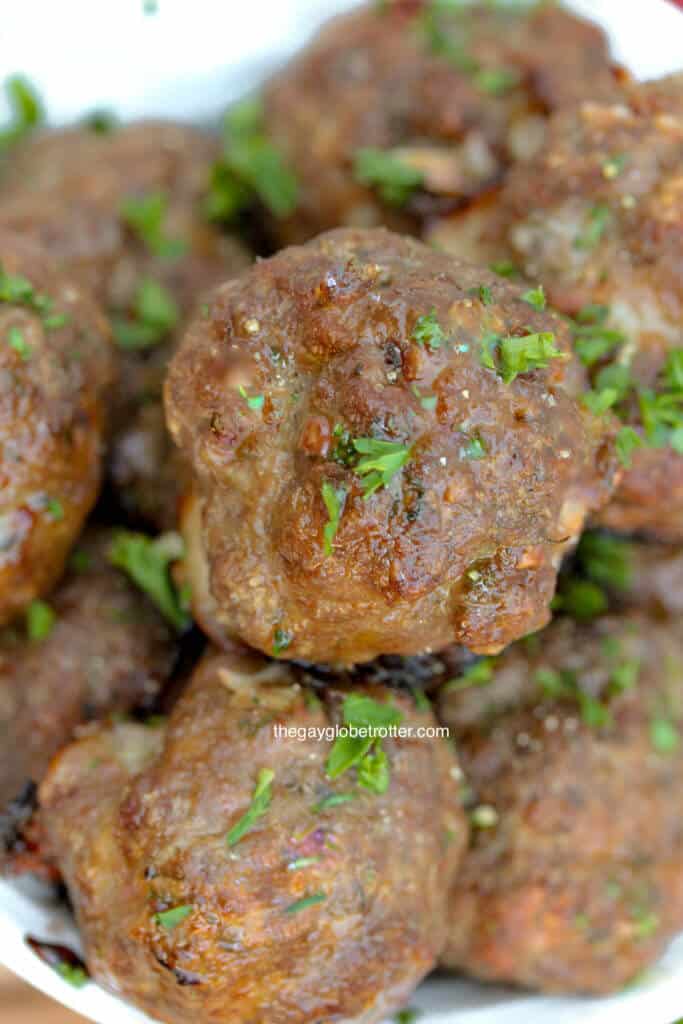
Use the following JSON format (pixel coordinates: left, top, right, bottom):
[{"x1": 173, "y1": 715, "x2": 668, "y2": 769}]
[
  {"x1": 26, "y1": 600, "x2": 55, "y2": 642},
  {"x1": 616, "y1": 426, "x2": 644, "y2": 468},
  {"x1": 155, "y1": 905, "x2": 193, "y2": 930},
  {"x1": 321, "y1": 481, "x2": 347, "y2": 557},
  {"x1": 411, "y1": 384, "x2": 438, "y2": 411},
  {"x1": 81, "y1": 108, "x2": 118, "y2": 134},
  {"x1": 353, "y1": 147, "x2": 424, "y2": 206},
  {"x1": 444, "y1": 657, "x2": 495, "y2": 693},
  {"x1": 120, "y1": 191, "x2": 187, "y2": 261},
  {"x1": 206, "y1": 97, "x2": 299, "y2": 222},
  {"x1": 352, "y1": 437, "x2": 412, "y2": 498},
  {"x1": 327, "y1": 693, "x2": 402, "y2": 794},
  {"x1": 575, "y1": 203, "x2": 611, "y2": 249},
  {"x1": 226, "y1": 768, "x2": 274, "y2": 847},
  {"x1": 475, "y1": 67, "x2": 520, "y2": 96},
  {"x1": 55, "y1": 963, "x2": 88, "y2": 988},
  {"x1": 489, "y1": 260, "x2": 519, "y2": 278},
  {"x1": 477, "y1": 285, "x2": 493, "y2": 306},
  {"x1": 7, "y1": 325, "x2": 30, "y2": 359},
  {"x1": 113, "y1": 278, "x2": 179, "y2": 350},
  {"x1": 577, "y1": 531, "x2": 633, "y2": 592},
  {"x1": 285, "y1": 892, "x2": 326, "y2": 915},
  {"x1": 552, "y1": 578, "x2": 607, "y2": 621},
  {"x1": 395, "y1": 1009, "x2": 421, "y2": 1024},
  {"x1": 480, "y1": 331, "x2": 565, "y2": 384},
  {"x1": 602, "y1": 154, "x2": 627, "y2": 180},
  {"x1": 238, "y1": 385, "x2": 265, "y2": 411},
  {"x1": 108, "y1": 530, "x2": 190, "y2": 631},
  {"x1": 288, "y1": 856, "x2": 320, "y2": 870},
  {"x1": 312, "y1": 792, "x2": 356, "y2": 813},
  {"x1": 536, "y1": 667, "x2": 611, "y2": 728},
  {"x1": 650, "y1": 717, "x2": 679, "y2": 754},
  {"x1": 0, "y1": 75, "x2": 43, "y2": 150},
  {"x1": 521, "y1": 285, "x2": 546, "y2": 311},
  {"x1": 572, "y1": 305, "x2": 624, "y2": 366},
  {"x1": 46, "y1": 497, "x2": 64, "y2": 520},
  {"x1": 460, "y1": 433, "x2": 487, "y2": 460},
  {"x1": 273, "y1": 627, "x2": 293, "y2": 656},
  {"x1": 412, "y1": 309, "x2": 446, "y2": 351}
]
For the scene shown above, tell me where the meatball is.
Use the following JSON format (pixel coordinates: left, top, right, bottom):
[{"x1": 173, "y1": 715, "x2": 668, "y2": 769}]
[
  {"x1": 483, "y1": 75, "x2": 683, "y2": 540},
  {"x1": 0, "y1": 528, "x2": 177, "y2": 859},
  {"x1": 261, "y1": 0, "x2": 618, "y2": 244},
  {"x1": 39, "y1": 646, "x2": 465, "y2": 1024},
  {"x1": 166, "y1": 227, "x2": 618, "y2": 664},
  {"x1": 0, "y1": 121, "x2": 251, "y2": 529},
  {"x1": 438, "y1": 607, "x2": 683, "y2": 993},
  {"x1": 0, "y1": 232, "x2": 114, "y2": 624}
]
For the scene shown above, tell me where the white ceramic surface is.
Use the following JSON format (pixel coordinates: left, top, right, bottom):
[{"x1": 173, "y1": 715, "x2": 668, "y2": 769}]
[{"x1": 1, "y1": 2, "x2": 682, "y2": 1022}]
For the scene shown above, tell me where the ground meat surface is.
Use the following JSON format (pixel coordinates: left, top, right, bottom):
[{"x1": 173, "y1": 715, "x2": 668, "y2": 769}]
[
  {"x1": 0, "y1": 121, "x2": 251, "y2": 529},
  {"x1": 0, "y1": 232, "x2": 114, "y2": 624},
  {"x1": 166, "y1": 227, "x2": 618, "y2": 664},
  {"x1": 471, "y1": 74, "x2": 683, "y2": 541},
  {"x1": 262, "y1": 0, "x2": 618, "y2": 245},
  {"x1": 0, "y1": 529, "x2": 177, "y2": 859},
  {"x1": 438, "y1": 606, "x2": 683, "y2": 993},
  {"x1": 39, "y1": 646, "x2": 465, "y2": 1024}
]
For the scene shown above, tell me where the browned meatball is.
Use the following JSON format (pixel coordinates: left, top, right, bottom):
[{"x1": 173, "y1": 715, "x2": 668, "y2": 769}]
[
  {"x1": 39, "y1": 647, "x2": 465, "y2": 1024},
  {"x1": 0, "y1": 529, "x2": 177, "y2": 869},
  {"x1": 0, "y1": 233, "x2": 114, "y2": 624},
  {"x1": 0, "y1": 122, "x2": 251, "y2": 529},
  {"x1": 477, "y1": 74, "x2": 683, "y2": 541},
  {"x1": 166, "y1": 227, "x2": 617, "y2": 663},
  {"x1": 262, "y1": 0, "x2": 618, "y2": 245},
  {"x1": 438, "y1": 607, "x2": 683, "y2": 994}
]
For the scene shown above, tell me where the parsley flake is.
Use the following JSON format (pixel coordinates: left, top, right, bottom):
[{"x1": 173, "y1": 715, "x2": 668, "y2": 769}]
[
  {"x1": 616, "y1": 426, "x2": 644, "y2": 468},
  {"x1": 480, "y1": 331, "x2": 566, "y2": 384},
  {"x1": 412, "y1": 309, "x2": 446, "y2": 351},
  {"x1": 273, "y1": 627, "x2": 293, "y2": 656},
  {"x1": 120, "y1": 191, "x2": 187, "y2": 261},
  {"x1": 0, "y1": 75, "x2": 43, "y2": 150},
  {"x1": 321, "y1": 481, "x2": 347, "y2": 557},
  {"x1": 7, "y1": 325, "x2": 30, "y2": 359},
  {"x1": 521, "y1": 285, "x2": 546, "y2": 311},
  {"x1": 108, "y1": 530, "x2": 190, "y2": 631},
  {"x1": 226, "y1": 768, "x2": 274, "y2": 847},
  {"x1": 575, "y1": 203, "x2": 611, "y2": 250},
  {"x1": 26, "y1": 600, "x2": 55, "y2": 642},
  {"x1": 650, "y1": 717, "x2": 679, "y2": 754},
  {"x1": 285, "y1": 892, "x2": 327, "y2": 915},
  {"x1": 326, "y1": 693, "x2": 402, "y2": 792},
  {"x1": 155, "y1": 905, "x2": 193, "y2": 930},
  {"x1": 312, "y1": 792, "x2": 356, "y2": 813},
  {"x1": 55, "y1": 963, "x2": 88, "y2": 988},
  {"x1": 113, "y1": 278, "x2": 179, "y2": 350},
  {"x1": 444, "y1": 657, "x2": 495, "y2": 693},
  {"x1": 354, "y1": 147, "x2": 424, "y2": 206},
  {"x1": 352, "y1": 437, "x2": 412, "y2": 498},
  {"x1": 238, "y1": 384, "x2": 265, "y2": 411}
]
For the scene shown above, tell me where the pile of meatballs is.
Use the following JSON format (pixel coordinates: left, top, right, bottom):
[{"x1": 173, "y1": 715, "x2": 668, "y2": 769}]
[{"x1": 2, "y1": 2, "x2": 683, "y2": 1022}]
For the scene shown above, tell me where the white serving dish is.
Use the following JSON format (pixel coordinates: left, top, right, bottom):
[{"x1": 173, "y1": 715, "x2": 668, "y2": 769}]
[{"x1": 1, "y1": 1, "x2": 682, "y2": 1022}]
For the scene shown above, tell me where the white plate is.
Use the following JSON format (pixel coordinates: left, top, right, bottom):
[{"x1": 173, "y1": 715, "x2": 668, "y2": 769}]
[{"x1": 1, "y1": 1, "x2": 682, "y2": 1022}]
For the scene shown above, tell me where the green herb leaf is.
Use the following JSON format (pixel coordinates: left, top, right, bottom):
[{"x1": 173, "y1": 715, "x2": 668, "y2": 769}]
[
  {"x1": 521, "y1": 285, "x2": 546, "y2": 311},
  {"x1": 273, "y1": 627, "x2": 293, "y2": 656},
  {"x1": 120, "y1": 191, "x2": 187, "y2": 261},
  {"x1": 226, "y1": 768, "x2": 275, "y2": 847},
  {"x1": 481, "y1": 331, "x2": 566, "y2": 384},
  {"x1": 553, "y1": 578, "x2": 608, "y2": 621},
  {"x1": 460, "y1": 434, "x2": 487, "y2": 460},
  {"x1": 444, "y1": 657, "x2": 495, "y2": 692},
  {"x1": 616, "y1": 426, "x2": 644, "y2": 468},
  {"x1": 357, "y1": 744, "x2": 390, "y2": 794},
  {"x1": 285, "y1": 891, "x2": 326, "y2": 915},
  {"x1": 352, "y1": 437, "x2": 412, "y2": 498},
  {"x1": 395, "y1": 1009, "x2": 421, "y2": 1024},
  {"x1": 155, "y1": 905, "x2": 193, "y2": 930},
  {"x1": 113, "y1": 278, "x2": 179, "y2": 350},
  {"x1": 650, "y1": 717, "x2": 679, "y2": 754},
  {"x1": 412, "y1": 309, "x2": 446, "y2": 351},
  {"x1": 238, "y1": 384, "x2": 265, "y2": 411},
  {"x1": 7, "y1": 325, "x2": 30, "y2": 359},
  {"x1": 475, "y1": 67, "x2": 520, "y2": 95},
  {"x1": 81, "y1": 108, "x2": 118, "y2": 134},
  {"x1": 288, "y1": 856, "x2": 320, "y2": 870},
  {"x1": 55, "y1": 963, "x2": 88, "y2": 988},
  {"x1": 326, "y1": 694, "x2": 402, "y2": 785},
  {"x1": 602, "y1": 154, "x2": 627, "y2": 179},
  {"x1": 575, "y1": 203, "x2": 612, "y2": 250},
  {"x1": 46, "y1": 497, "x2": 64, "y2": 520},
  {"x1": 354, "y1": 147, "x2": 424, "y2": 206},
  {"x1": 108, "y1": 530, "x2": 190, "y2": 631},
  {"x1": 489, "y1": 260, "x2": 519, "y2": 279},
  {"x1": 577, "y1": 531, "x2": 633, "y2": 592},
  {"x1": 26, "y1": 600, "x2": 56, "y2": 642},
  {"x1": 321, "y1": 481, "x2": 347, "y2": 557},
  {"x1": 312, "y1": 792, "x2": 356, "y2": 813},
  {"x1": 0, "y1": 75, "x2": 43, "y2": 150}
]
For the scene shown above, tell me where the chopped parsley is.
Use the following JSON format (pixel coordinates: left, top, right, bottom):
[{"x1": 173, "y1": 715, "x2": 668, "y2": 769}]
[
  {"x1": 205, "y1": 97, "x2": 299, "y2": 222},
  {"x1": 602, "y1": 154, "x2": 627, "y2": 180},
  {"x1": 475, "y1": 67, "x2": 520, "y2": 96},
  {"x1": 477, "y1": 284, "x2": 493, "y2": 306},
  {"x1": 650, "y1": 716, "x2": 679, "y2": 754},
  {"x1": 572, "y1": 305, "x2": 625, "y2": 367},
  {"x1": 107, "y1": 530, "x2": 190, "y2": 631},
  {"x1": 326, "y1": 693, "x2": 402, "y2": 794},
  {"x1": 460, "y1": 433, "x2": 487, "y2": 460},
  {"x1": 616, "y1": 426, "x2": 644, "y2": 468},
  {"x1": 155, "y1": 905, "x2": 193, "y2": 930},
  {"x1": 577, "y1": 531, "x2": 633, "y2": 593},
  {"x1": 113, "y1": 278, "x2": 179, "y2": 350},
  {"x1": 552, "y1": 578, "x2": 608, "y2": 621},
  {"x1": 7, "y1": 325, "x2": 30, "y2": 359},
  {"x1": 288, "y1": 856, "x2": 320, "y2": 870},
  {"x1": 273, "y1": 627, "x2": 293, "y2": 656},
  {"x1": 575, "y1": 203, "x2": 612, "y2": 250},
  {"x1": 480, "y1": 330, "x2": 565, "y2": 384},
  {"x1": 55, "y1": 963, "x2": 88, "y2": 988},
  {"x1": 444, "y1": 657, "x2": 495, "y2": 693},
  {"x1": 238, "y1": 384, "x2": 265, "y2": 411},
  {"x1": 395, "y1": 1010, "x2": 421, "y2": 1024},
  {"x1": 489, "y1": 260, "x2": 519, "y2": 278},
  {"x1": 352, "y1": 437, "x2": 412, "y2": 498},
  {"x1": 46, "y1": 497, "x2": 64, "y2": 520},
  {"x1": 353, "y1": 147, "x2": 424, "y2": 206},
  {"x1": 312, "y1": 792, "x2": 356, "y2": 813},
  {"x1": 521, "y1": 285, "x2": 546, "y2": 311},
  {"x1": 412, "y1": 308, "x2": 446, "y2": 351},
  {"x1": 0, "y1": 75, "x2": 43, "y2": 150},
  {"x1": 535, "y1": 667, "x2": 611, "y2": 729},
  {"x1": 321, "y1": 481, "x2": 347, "y2": 557},
  {"x1": 226, "y1": 768, "x2": 274, "y2": 847},
  {"x1": 81, "y1": 108, "x2": 118, "y2": 134},
  {"x1": 120, "y1": 190, "x2": 187, "y2": 261},
  {"x1": 26, "y1": 600, "x2": 55, "y2": 642},
  {"x1": 285, "y1": 892, "x2": 326, "y2": 915},
  {"x1": 0, "y1": 264, "x2": 63, "y2": 328},
  {"x1": 411, "y1": 384, "x2": 438, "y2": 411}
]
